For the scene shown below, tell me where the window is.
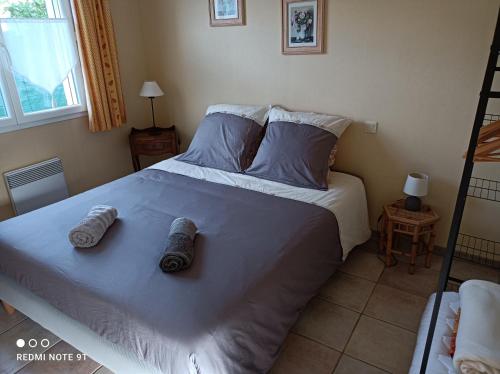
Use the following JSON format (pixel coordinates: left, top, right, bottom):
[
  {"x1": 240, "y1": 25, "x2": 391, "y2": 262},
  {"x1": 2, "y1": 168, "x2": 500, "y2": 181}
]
[{"x1": 0, "y1": 0, "x2": 86, "y2": 133}]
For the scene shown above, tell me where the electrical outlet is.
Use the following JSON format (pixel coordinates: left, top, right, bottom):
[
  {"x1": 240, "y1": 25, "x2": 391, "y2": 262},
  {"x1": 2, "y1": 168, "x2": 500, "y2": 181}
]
[{"x1": 364, "y1": 121, "x2": 378, "y2": 134}]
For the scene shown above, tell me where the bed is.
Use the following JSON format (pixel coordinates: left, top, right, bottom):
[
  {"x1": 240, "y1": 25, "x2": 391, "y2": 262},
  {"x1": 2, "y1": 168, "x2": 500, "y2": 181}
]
[{"x1": 0, "y1": 157, "x2": 371, "y2": 373}]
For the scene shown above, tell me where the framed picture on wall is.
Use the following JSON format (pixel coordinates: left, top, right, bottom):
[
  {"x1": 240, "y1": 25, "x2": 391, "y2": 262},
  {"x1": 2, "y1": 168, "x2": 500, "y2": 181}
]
[
  {"x1": 209, "y1": 0, "x2": 245, "y2": 27},
  {"x1": 282, "y1": 0, "x2": 325, "y2": 55}
]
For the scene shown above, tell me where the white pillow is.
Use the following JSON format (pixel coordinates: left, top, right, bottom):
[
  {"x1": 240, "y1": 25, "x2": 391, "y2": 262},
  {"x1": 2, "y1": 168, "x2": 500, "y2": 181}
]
[
  {"x1": 206, "y1": 104, "x2": 271, "y2": 127},
  {"x1": 269, "y1": 106, "x2": 352, "y2": 138}
]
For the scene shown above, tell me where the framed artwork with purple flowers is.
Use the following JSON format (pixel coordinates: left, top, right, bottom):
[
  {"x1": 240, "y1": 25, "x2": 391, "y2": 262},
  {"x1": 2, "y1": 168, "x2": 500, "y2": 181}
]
[{"x1": 282, "y1": 0, "x2": 325, "y2": 55}]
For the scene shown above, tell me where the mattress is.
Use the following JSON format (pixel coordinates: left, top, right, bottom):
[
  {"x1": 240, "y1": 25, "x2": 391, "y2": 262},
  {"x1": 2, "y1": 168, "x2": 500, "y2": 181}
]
[
  {"x1": 0, "y1": 161, "x2": 370, "y2": 373},
  {"x1": 410, "y1": 292, "x2": 459, "y2": 374}
]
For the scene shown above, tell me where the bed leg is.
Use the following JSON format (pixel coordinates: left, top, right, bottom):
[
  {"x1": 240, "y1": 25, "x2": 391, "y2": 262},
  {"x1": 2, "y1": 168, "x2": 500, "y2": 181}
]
[{"x1": 1, "y1": 300, "x2": 16, "y2": 315}]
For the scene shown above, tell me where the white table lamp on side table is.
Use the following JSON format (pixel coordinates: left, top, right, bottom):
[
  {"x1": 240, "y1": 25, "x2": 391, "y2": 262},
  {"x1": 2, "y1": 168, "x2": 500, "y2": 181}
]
[{"x1": 403, "y1": 173, "x2": 429, "y2": 211}]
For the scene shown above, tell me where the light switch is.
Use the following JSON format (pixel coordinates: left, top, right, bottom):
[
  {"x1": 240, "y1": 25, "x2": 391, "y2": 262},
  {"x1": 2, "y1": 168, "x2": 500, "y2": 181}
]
[{"x1": 364, "y1": 121, "x2": 378, "y2": 134}]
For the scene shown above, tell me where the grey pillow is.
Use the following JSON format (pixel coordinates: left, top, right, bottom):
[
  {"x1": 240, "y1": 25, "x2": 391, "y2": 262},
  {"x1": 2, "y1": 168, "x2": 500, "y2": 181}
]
[
  {"x1": 245, "y1": 121, "x2": 337, "y2": 190},
  {"x1": 177, "y1": 113, "x2": 264, "y2": 173}
]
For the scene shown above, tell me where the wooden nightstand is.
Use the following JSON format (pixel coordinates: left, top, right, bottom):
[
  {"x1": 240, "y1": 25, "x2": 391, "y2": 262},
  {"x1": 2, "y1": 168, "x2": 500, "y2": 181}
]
[
  {"x1": 129, "y1": 126, "x2": 179, "y2": 172},
  {"x1": 379, "y1": 199, "x2": 440, "y2": 274}
]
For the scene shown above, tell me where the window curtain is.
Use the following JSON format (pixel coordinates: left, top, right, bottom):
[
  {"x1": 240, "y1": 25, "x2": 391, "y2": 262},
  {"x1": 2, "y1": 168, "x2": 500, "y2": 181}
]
[
  {"x1": 2, "y1": 19, "x2": 77, "y2": 94},
  {"x1": 72, "y1": 0, "x2": 126, "y2": 132}
]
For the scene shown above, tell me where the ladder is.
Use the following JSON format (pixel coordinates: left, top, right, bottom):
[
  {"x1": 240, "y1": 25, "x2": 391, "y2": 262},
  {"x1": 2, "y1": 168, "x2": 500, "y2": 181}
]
[{"x1": 419, "y1": 9, "x2": 500, "y2": 373}]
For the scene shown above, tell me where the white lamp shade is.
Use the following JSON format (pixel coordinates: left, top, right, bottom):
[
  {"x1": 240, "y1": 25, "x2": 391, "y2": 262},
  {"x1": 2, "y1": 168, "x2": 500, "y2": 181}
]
[
  {"x1": 140, "y1": 81, "x2": 164, "y2": 97},
  {"x1": 403, "y1": 173, "x2": 429, "y2": 197}
]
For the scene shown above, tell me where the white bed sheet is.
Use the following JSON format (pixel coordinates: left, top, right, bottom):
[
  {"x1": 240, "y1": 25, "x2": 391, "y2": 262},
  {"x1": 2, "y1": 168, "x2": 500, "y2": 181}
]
[
  {"x1": 149, "y1": 157, "x2": 372, "y2": 258},
  {"x1": 410, "y1": 292, "x2": 460, "y2": 374}
]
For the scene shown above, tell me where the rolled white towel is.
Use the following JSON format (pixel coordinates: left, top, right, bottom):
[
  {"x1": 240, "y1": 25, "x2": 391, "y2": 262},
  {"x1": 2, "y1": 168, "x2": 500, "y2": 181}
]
[
  {"x1": 69, "y1": 205, "x2": 118, "y2": 248},
  {"x1": 454, "y1": 280, "x2": 500, "y2": 374}
]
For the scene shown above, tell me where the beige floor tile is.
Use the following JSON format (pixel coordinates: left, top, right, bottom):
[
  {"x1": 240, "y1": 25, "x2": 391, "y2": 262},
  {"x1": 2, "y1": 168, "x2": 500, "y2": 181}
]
[
  {"x1": 392, "y1": 252, "x2": 444, "y2": 272},
  {"x1": 17, "y1": 341, "x2": 100, "y2": 374},
  {"x1": 93, "y1": 367, "x2": 113, "y2": 374},
  {"x1": 271, "y1": 334, "x2": 341, "y2": 374},
  {"x1": 364, "y1": 284, "x2": 427, "y2": 332},
  {"x1": 378, "y1": 262, "x2": 439, "y2": 298},
  {"x1": 450, "y1": 258, "x2": 499, "y2": 283},
  {"x1": 0, "y1": 319, "x2": 60, "y2": 374},
  {"x1": 356, "y1": 238, "x2": 380, "y2": 254},
  {"x1": 0, "y1": 307, "x2": 26, "y2": 334},
  {"x1": 334, "y1": 355, "x2": 388, "y2": 374},
  {"x1": 319, "y1": 272, "x2": 375, "y2": 312},
  {"x1": 427, "y1": 252, "x2": 444, "y2": 272},
  {"x1": 345, "y1": 316, "x2": 416, "y2": 374},
  {"x1": 293, "y1": 298, "x2": 359, "y2": 351},
  {"x1": 340, "y1": 249, "x2": 385, "y2": 282}
]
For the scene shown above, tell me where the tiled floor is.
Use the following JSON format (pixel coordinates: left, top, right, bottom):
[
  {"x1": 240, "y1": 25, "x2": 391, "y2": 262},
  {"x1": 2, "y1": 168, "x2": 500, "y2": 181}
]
[
  {"x1": 1, "y1": 239, "x2": 498, "y2": 374},
  {"x1": 271, "y1": 239, "x2": 499, "y2": 374}
]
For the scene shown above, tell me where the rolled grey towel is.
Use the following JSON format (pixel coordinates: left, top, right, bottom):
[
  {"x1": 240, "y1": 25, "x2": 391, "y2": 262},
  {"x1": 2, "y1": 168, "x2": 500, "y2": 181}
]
[
  {"x1": 159, "y1": 218, "x2": 197, "y2": 273},
  {"x1": 69, "y1": 205, "x2": 118, "y2": 248}
]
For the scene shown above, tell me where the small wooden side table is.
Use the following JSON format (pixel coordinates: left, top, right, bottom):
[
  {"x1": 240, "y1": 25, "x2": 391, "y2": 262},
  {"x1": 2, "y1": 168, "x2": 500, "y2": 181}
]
[
  {"x1": 129, "y1": 126, "x2": 179, "y2": 172},
  {"x1": 379, "y1": 199, "x2": 440, "y2": 274}
]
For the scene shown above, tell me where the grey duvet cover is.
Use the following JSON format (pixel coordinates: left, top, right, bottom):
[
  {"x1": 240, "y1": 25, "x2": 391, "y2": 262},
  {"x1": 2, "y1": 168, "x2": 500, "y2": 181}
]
[{"x1": 0, "y1": 169, "x2": 342, "y2": 373}]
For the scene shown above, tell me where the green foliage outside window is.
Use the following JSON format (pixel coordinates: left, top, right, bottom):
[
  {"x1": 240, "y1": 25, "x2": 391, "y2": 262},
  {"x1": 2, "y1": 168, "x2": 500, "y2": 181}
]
[{"x1": 5, "y1": 0, "x2": 48, "y2": 18}]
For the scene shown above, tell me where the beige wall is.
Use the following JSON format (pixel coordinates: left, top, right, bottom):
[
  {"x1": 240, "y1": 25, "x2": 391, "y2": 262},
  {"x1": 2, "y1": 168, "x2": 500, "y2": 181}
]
[
  {"x1": 0, "y1": 0, "x2": 148, "y2": 220},
  {"x1": 1, "y1": 0, "x2": 498, "y2": 248},
  {"x1": 139, "y1": 0, "x2": 500, "y2": 246}
]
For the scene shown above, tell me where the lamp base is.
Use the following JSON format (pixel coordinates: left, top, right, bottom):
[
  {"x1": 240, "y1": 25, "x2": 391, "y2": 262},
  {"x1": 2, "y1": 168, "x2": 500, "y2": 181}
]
[{"x1": 405, "y1": 196, "x2": 422, "y2": 212}]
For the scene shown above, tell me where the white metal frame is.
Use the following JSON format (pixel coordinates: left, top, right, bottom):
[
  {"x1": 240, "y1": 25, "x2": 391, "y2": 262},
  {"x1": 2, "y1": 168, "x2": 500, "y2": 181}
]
[{"x1": 0, "y1": 0, "x2": 87, "y2": 134}]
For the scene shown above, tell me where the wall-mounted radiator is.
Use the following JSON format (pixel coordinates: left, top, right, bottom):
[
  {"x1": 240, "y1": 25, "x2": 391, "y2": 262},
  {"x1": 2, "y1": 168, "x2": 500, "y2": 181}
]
[{"x1": 3, "y1": 158, "x2": 69, "y2": 215}]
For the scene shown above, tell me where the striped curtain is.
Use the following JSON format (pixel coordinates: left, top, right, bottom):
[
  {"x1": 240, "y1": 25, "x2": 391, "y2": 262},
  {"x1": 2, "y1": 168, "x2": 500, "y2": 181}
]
[{"x1": 72, "y1": 0, "x2": 126, "y2": 132}]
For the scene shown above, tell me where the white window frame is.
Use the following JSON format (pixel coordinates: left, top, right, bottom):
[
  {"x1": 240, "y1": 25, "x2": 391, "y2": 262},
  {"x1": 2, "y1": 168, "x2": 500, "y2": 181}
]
[{"x1": 0, "y1": 0, "x2": 87, "y2": 134}]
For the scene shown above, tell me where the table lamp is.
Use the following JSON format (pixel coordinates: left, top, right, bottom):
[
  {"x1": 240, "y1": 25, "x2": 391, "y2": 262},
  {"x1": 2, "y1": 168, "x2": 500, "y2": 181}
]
[
  {"x1": 403, "y1": 173, "x2": 429, "y2": 211},
  {"x1": 140, "y1": 81, "x2": 164, "y2": 128}
]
